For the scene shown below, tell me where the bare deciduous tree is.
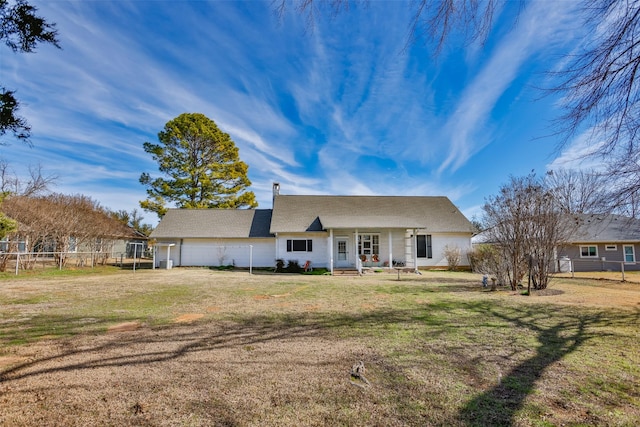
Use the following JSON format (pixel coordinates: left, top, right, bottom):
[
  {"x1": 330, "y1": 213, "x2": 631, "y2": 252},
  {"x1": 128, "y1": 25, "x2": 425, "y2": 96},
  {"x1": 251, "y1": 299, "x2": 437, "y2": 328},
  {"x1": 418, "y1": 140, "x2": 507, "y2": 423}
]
[
  {"x1": 544, "y1": 169, "x2": 610, "y2": 214},
  {"x1": 0, "y1": 159, "x2": 56, "y2": 196},
  {"x1": 1, "y1": 193, "x2": 136, "y2": 269},
  {"x1": 274, "y1": 0, "x2": 501, "y2": 51},
  {"x1": 483, "y1": 174, "x2": 572, "y2": 290},
  {"x1": 603, "y1": 158, "x2": 640, "y2": 218},
  {"x1": 551, "y1": 1, "x2": 640, "y2": 162}
]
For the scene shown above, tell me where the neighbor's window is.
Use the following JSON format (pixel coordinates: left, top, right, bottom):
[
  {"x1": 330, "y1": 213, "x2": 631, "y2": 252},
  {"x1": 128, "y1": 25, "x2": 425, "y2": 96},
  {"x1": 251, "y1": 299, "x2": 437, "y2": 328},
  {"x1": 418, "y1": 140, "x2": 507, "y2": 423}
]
[
  {"x1": 580, "y1": 245, "x2": 598, "y2": 258},
  {"x1": 605, "y1": 245, "x2": 617, "y2": 251},
  {"x1": 624, "y1": 245, "x2": 635, "y2": 263},
  {"x1": 417, "y1": 235, "x2": 432, "y2": 259},
  {"x1": 287, "y1": 239, "x2": 313, "y2": 252}
]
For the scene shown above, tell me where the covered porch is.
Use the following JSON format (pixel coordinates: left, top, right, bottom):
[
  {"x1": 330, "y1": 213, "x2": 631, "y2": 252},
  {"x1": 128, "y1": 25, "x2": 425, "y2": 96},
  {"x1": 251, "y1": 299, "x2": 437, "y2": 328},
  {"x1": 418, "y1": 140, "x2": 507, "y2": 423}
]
[{"x1": 326, "y1": 228, "x2": 422, "y2": 275}]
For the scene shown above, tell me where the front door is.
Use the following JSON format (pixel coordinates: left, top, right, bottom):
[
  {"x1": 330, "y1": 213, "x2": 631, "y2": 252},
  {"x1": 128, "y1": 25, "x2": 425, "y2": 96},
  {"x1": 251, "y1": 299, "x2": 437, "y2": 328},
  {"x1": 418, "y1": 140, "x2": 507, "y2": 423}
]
[{"x1": 335, "y1": 238, "x2": 349, "y2": 267}]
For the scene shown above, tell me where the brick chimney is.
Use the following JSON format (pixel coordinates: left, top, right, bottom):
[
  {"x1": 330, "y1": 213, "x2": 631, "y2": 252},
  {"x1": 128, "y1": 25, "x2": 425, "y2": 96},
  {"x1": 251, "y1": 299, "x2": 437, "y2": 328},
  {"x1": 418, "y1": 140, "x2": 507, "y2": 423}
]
[{"x1": 272, "y1": 182, "x2": 280, "y2": 205}]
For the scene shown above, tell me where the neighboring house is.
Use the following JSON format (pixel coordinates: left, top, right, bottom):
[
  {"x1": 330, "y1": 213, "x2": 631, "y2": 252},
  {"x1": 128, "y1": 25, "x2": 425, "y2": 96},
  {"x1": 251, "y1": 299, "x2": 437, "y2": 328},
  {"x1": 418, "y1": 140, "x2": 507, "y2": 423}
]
[
  {"x1": 470, "y1": 213, "x2": 640, "y2": 272},
  {"x1": 112, "y1": 229, "x2": 150, "y2": 259},
  {"x1": 557, "y1": 214, "x2": 640, "y2": 272},
  {"x1": 150, "y1": 183, "x2": 475, "y2": 272}
]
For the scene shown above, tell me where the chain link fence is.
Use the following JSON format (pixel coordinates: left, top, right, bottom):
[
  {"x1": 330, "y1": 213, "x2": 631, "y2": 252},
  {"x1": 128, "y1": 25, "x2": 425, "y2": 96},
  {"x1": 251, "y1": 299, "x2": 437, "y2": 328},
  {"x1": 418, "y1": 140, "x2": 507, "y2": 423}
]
[{"x1": 0, "y1": 250, "x2": 152, "y2": 275}]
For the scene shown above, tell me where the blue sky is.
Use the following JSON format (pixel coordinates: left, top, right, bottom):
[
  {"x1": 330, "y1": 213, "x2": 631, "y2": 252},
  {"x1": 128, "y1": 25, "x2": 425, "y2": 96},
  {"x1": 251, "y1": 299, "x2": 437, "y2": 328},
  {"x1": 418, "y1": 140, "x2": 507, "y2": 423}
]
[{"x1": 1, "y1": 0, "x2": 594, "y2": 225}]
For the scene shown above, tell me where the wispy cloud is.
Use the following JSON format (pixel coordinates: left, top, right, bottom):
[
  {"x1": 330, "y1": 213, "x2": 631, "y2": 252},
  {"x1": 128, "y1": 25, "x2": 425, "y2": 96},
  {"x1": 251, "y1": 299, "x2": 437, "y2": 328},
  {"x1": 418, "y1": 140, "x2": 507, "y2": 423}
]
[
  {"x1": 438, "y1": 1, "x2": 579, "y2": 174},
  {"x1": 0, "y1": 0, "x2": 591, "y2": 222},
  {"x1": 546, "y1": 129, "x2": 607, "y2": 171}
]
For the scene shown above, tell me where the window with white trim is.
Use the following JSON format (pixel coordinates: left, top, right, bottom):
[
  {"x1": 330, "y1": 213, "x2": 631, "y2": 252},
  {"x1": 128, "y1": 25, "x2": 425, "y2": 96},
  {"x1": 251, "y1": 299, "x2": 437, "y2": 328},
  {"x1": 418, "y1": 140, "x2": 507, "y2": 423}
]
[
  {"x1": 580, "y1": 245, "x2": 598, "y2": 258},
  {"x1": 623, "y1": 245, "x2": 635, "y2": 263},
  {"x1": 605, "y1": 245, "x2": 617, "y2": 251},
  {"x1": 286, "y1": 239, "x2": 313, "y2": 252},
  {"x1": 358, "y1": 234, "x2": 379, "y2": 257}
]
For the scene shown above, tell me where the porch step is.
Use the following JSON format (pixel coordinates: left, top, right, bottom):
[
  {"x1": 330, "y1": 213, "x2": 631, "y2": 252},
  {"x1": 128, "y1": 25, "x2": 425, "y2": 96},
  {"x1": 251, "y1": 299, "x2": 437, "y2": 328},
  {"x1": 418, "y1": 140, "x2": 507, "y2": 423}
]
[{"x1": 333, "y1": 269, "x2": 360, "y2": 276}]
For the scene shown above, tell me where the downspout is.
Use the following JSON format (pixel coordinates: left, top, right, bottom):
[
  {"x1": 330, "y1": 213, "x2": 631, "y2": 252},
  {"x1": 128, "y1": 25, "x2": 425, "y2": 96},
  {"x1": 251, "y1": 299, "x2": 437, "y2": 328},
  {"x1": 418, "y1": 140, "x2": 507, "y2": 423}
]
[
  {"x1": 274, "y1": 232, "x2": 279, "y2": 263},
  {"x1": 179, "y1": 239, "x2": 183, "y2": 266}
]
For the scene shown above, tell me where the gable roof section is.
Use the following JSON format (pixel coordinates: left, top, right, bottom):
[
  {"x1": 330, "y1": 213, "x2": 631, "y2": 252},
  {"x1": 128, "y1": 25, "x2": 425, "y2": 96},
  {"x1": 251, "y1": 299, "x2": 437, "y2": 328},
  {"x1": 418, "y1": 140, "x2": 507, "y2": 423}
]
[
  {"x1": 270, "y1": 195, "x2": 473, "y2": 233},
  {"x1": 567, "y1": 214, "x2": 640, "y2": 243},
  {"x1": 150, "y1": 209, "x2": 273, "y2": 239}
]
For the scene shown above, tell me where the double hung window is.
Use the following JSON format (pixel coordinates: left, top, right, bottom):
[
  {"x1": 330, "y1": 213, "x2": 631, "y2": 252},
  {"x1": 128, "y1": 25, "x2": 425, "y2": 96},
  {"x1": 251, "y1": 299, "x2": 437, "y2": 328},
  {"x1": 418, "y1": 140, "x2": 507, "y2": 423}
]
[{"x1": 580, "y1": 246, "x2": 598, "y2": 258}]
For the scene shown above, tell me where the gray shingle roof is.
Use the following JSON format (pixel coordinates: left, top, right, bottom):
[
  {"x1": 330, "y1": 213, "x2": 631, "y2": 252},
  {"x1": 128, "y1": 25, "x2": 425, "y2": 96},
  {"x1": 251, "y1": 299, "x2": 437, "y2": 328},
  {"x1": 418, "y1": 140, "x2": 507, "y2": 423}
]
[
  {"x1": 567, "y1": 214, "x2": 640, "y2": 243},
  {"x1": 269, "y1": 195, "x2": 474, "y2": 233},
  {"x1": 473, "y1": 214, "x2": 640, "y2": 245},
  {"x1": 150, "y1": 209, "x2": 273, "y2": 239}
]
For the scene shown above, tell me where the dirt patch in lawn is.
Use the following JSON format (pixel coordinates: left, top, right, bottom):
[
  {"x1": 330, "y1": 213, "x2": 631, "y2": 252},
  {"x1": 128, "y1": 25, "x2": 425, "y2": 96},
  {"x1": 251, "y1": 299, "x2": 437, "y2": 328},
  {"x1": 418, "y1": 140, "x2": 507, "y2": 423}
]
[
  {"x1": 107, "y1": 321, "x2": 143, "y2": 333},
  {"x1": 0, "y1": 356, "x2": 27, "y2": 369},
  {"x1": 174, "y1": 313, "x2": 204, "y2": 323},
  {"x1": 531, "y1": 288, "x2": 564, "y2": 296}
]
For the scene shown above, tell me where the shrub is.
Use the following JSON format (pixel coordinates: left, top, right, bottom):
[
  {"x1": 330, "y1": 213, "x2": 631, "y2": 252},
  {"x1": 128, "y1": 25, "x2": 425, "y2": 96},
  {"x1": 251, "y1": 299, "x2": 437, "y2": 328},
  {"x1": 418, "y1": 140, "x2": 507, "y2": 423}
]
[
  {"x1": 286, "y1": 260, "x2": 301, "y2": 273},
  {"x1": 467, "y1": 244, "x2": 511, "y2": 287},
  {"x1": 443, "y1": 245, "x2": 461, "y2": 270}
]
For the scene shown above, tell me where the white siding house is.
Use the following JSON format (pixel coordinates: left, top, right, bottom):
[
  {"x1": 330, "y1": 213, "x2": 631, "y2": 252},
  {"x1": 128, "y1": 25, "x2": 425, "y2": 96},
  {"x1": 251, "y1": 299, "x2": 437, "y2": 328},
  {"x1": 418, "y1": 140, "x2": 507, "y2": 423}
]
[
  {"x1": 150, "y1": 209, "x2": 274, "y2": 268},
  {"x1": 150, "y1": 184, "x2": 475, "y2": 272}
]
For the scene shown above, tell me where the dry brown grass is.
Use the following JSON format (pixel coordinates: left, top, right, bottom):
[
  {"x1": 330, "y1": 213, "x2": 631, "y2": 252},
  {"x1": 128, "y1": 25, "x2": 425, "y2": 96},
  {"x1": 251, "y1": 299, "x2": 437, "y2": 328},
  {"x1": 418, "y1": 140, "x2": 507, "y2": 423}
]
[{"x1": 0, "y1": 268, "x2": 639, "y2": 426}]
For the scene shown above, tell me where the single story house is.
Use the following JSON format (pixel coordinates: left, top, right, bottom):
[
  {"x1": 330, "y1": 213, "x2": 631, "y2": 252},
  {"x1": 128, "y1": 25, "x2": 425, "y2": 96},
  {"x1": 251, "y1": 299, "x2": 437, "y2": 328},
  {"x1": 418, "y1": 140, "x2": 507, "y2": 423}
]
[
  {"x1": 557, "y1": 214, "x2": 640, "y2": 272},
  {"x1": 150, "y1": 209, "x2": 274, "y2": 268},
  {"x1": 471, "y1": 213, "x2": 640, "y2": 272},
  {"x1": 150, "y1": 183, "x2": 475, "y2": 273}
]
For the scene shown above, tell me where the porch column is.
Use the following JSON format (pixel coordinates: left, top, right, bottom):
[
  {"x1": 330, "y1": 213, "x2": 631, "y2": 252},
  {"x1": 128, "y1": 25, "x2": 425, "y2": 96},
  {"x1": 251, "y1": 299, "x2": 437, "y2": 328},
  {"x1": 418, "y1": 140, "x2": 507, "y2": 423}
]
[
  {"x1": 354, "y1": 229, "x2": 359, "y2": 265},
  {"x1": 329, "y1": 228, "x2": 334, "y2": 274},
  {"x1": 413, "y1": 228, "x2": 418, "y2": 272},
  {"x1": 388, "y1": 230, "x2": 393, "y2": 268}
]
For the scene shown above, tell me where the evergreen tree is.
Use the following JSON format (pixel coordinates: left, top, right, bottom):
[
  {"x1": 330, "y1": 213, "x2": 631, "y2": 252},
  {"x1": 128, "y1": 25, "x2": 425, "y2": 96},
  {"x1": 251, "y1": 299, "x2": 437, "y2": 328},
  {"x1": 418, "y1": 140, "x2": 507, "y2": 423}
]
[
  {"x1": 140, "y1": 113, "x2": 257, "y2": 217},
  {"x1": 1, "y1": 0, "x2": 60, "y2": 143}
]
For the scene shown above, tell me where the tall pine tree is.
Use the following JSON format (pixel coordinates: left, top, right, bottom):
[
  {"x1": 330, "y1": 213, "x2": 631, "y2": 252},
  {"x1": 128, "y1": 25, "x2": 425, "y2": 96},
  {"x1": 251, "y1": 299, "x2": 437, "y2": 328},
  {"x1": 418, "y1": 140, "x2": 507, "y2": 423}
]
[{"x1": 140, "y1": 113, "x2": 257, "y2": 217}]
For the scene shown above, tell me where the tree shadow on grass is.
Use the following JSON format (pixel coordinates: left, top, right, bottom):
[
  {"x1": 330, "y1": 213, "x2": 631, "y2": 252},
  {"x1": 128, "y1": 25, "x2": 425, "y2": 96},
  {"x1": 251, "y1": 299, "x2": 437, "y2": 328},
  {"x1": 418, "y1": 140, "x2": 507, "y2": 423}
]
[
  {"x1": 0, "y1": 308, "x2": 451, "y2": 383},
  {"x1": 456, "y1": 302, "x2": 640, "y2": 426},
  {"x1": 1, "y1": 298, "x2": 638, "y2": 426}
]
